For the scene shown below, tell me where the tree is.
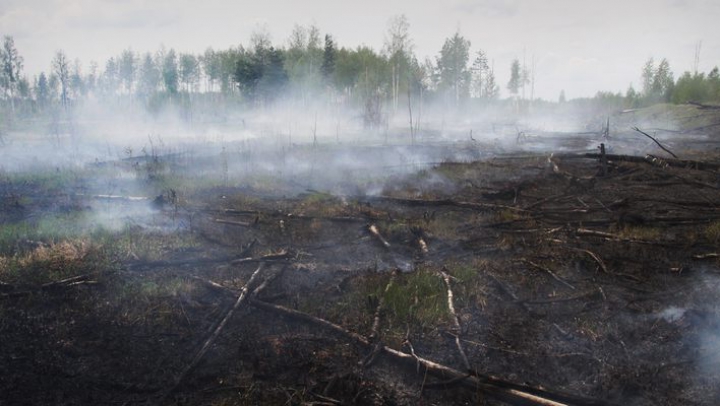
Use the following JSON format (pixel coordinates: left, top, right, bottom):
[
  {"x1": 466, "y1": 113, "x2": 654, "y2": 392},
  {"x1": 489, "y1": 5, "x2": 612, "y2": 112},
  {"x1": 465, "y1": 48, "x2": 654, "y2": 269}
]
[
  {"x1": 384, "y1": 14, "x2": 413, "y2": 110},
  {"x1": 179, "y1": 53, "x2": 200, "y2": 92},
  {"x1": 436, "y1": 31, "x2": 471, "y2": 106},
  {"x1": 672, "y1": 71, "x2": 708, "y2": 103},
  {"x1": 52, "y1": 50, "x2": 70, "y2": 108},
  {"x1": 138, "y1": 53, "x2": 160, "y2": 97},
  {"x1": 507, "y1": 59, "x2": 521, "y2": 97},
  {"x1": 641, "y1": 57, "x2": 655, "y2": 97},
  {"x1": 321, "y1": 34, "x2": 336, "y2": 85},
  {"x1": 256, "y1": 47, "x2": 288, "y2": 103},
  {"x1": 708, "y1": 67, "x2": 720, "y2": 101},
  {"x1": 70, "y1": 59, "x2": 85, "y2": 98},
  {"x1": 35, "y1": 72, "x2": 49, "y2": 108},
  {"x1": 86, "y1": 61, "x2": 98, "y2": 94},
  {"x1": 558, "y1": 89, "x2": 566, "y2": 103},
  {"x1": 283, "y1": 24, "x2": 323, "y2": 104},
  {"x1": 483, "y1": 64, "x2": 499, "y2": 100},
  {"x1": 118, "y1": 49, "x2": 136, "y2": 94},
  {"x1": 162, "y1": 49, "x2": 179, "y2": 94},
  {"x1": 1, "y1": 36, "x2": 24, "y2": 112},
  {"x1": 234, "y1": 49, "x2": 263, "y2": 100},
  {"x1": 99, "y1": 57, "x2": 119, "y2": 97},
  {"x1": 201, "y1": 47, "x2": 221, "y2": 92},
  {"x1": 470, "y1": 50, "x2": 488, "y2": 99},
  {"x1": 625, "y1": 85, "x2": 639, "y2": 108},
  {"x1": 652, "y1": 58, "x2": 674, "y2": 102}
]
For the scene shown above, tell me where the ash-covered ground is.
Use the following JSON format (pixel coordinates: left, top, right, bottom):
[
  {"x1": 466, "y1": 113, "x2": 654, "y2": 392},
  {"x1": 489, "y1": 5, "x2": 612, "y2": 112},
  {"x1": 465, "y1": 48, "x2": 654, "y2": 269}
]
[{"x1": 2, "y1": 104, "x2": 720, "y2": 405}]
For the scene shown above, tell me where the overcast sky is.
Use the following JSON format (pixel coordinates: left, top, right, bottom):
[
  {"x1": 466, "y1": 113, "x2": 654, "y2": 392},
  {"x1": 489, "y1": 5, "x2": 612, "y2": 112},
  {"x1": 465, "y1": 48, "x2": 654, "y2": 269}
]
[{"x1": 2, "y1": 0, "x2": 718, "y2": 100}]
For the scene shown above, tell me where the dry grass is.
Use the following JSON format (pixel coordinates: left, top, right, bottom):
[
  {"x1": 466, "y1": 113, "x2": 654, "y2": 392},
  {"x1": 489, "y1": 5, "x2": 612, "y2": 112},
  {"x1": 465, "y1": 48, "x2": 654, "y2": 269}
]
[
  {"x1": 705, "y1": 220, "x2": 720, "y2": 245},
  {"x1": 0, "y1": 239, "x2": 105, "y2": 285}
]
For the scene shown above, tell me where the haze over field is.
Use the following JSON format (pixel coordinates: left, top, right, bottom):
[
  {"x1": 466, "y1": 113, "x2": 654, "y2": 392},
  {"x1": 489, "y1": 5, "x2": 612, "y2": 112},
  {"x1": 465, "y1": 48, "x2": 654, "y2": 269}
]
[{"x1": 2, "y1": 0, "x2": 719, "y2": 100}]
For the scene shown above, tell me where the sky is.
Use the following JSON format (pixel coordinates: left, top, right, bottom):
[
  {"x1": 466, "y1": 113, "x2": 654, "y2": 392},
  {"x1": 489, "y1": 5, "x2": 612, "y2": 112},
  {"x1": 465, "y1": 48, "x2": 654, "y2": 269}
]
[{"x1": 1, "y1": 0, "x2": 719, "y2": 100}]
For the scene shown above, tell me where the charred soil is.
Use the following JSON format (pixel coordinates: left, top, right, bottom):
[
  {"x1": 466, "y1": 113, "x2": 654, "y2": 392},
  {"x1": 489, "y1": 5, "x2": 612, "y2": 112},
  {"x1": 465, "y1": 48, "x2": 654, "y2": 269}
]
[{"x1": 2, "y1": 106, "x2": 720, "y2": 405}]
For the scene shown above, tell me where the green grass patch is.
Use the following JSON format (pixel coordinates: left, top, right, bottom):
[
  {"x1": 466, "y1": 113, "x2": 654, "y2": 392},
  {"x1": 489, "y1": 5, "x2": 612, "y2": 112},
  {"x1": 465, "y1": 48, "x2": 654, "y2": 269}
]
[
  {"x1": 705, "y1": 220, "x2": 720, "y2": 245},
  {"x1": 380, "y1": 267, "x2": 449, "y2": 329}
]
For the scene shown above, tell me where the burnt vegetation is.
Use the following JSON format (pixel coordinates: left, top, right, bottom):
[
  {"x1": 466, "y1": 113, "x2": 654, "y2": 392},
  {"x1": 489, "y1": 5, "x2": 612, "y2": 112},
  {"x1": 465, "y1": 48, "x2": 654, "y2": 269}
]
[{"x1": 2, "y1": 102, "x2": 720, "y2": 405}]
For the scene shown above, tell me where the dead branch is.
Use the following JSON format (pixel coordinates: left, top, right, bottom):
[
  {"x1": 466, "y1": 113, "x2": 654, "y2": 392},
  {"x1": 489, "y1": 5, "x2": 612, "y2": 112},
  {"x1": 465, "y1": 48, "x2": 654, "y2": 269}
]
[
  {"x1": 438, "y1": 268, "x2": 471, "y2": 370},
  {"x1": 1, "y1": 271, "x2": 107, "y2": 299},
  {"x1": 214, "y1": 218, "x2": 252, "y2": 227},
  {"x1": 367, "y1": 224, "x2": 391, "y2": 249},
  {"x1": 231, "y1": 250, "x2": 294, "y2": 265},
  {"x1": 520, "y1": 290, "x2": 601, "y2": 305},
  {"x1": 575, "y1": 248, "x2": 609, "y2": 275},
  {"x1": 219, "y1": 208, "x2": 373, "y2": 223},
  {"x1": 631, "y1": 127, "x2": 678, "y2": 159},
  {"x1": 693, "y1": 253, "x2": 719, "y2": 260},
  {"x1": 521, "y1": 259, "x2": 576, "y2": 290},
  {"x1": 575, "y1": 228, "x2": 670, "y2": 246},
  {"x1": 249, "y1": 298, "x2": 616, "y2": 406},
  {"x1": 487, "y1": 273, "x2": 533, "y2": 313},
  {"x1": 161, "y1": 263, "x2": 267, "y2": 402},
  {"x1": 369, "y1": 270, "x2": 398, "y2": 342},
  {"x1": 362, "y1": 195, "x2": 526, "y2": 213},
  {"x1": 561, "y1": 152, "x2": 720, "y2": 172}
]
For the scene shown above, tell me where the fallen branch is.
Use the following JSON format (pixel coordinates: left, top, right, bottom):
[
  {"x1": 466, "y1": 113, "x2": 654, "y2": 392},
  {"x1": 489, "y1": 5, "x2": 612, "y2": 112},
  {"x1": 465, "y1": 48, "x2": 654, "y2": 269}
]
[
  {"x1": 361, "y1": 195, "x2": 526, "y2": 213},
  {"x1": 559, "y1": 152, "x2": 720, "y2": 172},
  {"x1": 693, "y1": 253, "x2": 719, "y2": 260},
  {"x1": 161, "y1": 263, "x2": 267, "y2": 402},
  {"x1": 369, "y1": 270, "x2": 398, "y2": 341},
  {"x1": 575, "y1": 248, "x2": 609, "y2": 275},
  {"x1": 631, "y1": 127, "x2": 678, "y2": 159},
  {"x1": 249, "y1": 298, "x2": 616, "y2": 406},
  {"x1": 214, "y1": 218, "x2": 252, "y2": 227},
  {"x1": 487, "y1": 273, "x2": 533, "y2": 313},
  {"x1": 520, "y1": 289, "x2": 601, "y2": 305},
  {"x1": 231, "y1": 250, "x2": 294, "y2": 265},
  {"x1": 522, "y1": 259, "x2": 576, "y2": 290},
  {"x1": 439, "y1": 267, "x2": 471, "y2": 370},
  {"x1": 575, "y1": 228, "x2": 670, "y2": 246},
  {"x1": 367, "y1": 224, "x2": 391, "y2": 249}
]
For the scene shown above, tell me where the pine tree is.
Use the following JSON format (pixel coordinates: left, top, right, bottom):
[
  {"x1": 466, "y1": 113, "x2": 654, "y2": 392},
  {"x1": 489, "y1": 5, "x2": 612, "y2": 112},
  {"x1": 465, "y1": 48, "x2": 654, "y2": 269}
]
[
  {"x1": 321, "y1": 34, "x2": 336, "y2": 84},
  {"x1": 507, "y1": 59, "x2": 521, "y2": 97},
  {"x1": 1, "y1": 36, "x2": 24, "y2": 113}
]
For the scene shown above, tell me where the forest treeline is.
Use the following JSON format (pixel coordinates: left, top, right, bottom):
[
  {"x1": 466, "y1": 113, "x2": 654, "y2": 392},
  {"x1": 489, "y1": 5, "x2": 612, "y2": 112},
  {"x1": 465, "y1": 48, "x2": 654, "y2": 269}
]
[{"x1": 1, "y1": 16, "x2": 719, "y2": 128}]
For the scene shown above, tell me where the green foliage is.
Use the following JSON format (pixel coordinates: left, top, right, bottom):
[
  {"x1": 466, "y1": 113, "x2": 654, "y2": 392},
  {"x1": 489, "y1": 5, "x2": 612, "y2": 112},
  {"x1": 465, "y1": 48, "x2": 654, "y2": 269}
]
[
  {"x1": 234, "y1": 46, "x2": 288, "y2": 104},
  {"x1": 673, "y1": 71, "x2": 711, "y2": 104},
  {"x1": 436, "y1": 31, "x2": 472, "y2": 106}
]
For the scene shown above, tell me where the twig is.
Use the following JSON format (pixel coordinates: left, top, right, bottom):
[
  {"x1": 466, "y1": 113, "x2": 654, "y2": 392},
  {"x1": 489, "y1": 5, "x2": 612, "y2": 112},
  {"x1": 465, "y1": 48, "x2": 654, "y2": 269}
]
[
  {"x1": 438, "y1": 267, "x2": 471, "y2": 371},
  {"x1": 487, "y1": 273, "x2": 533, "y2": 313},
  {"x1": 631, "y1": 127, "x2": 678, "y2": 158},
  {"x1": 522, "y1": 259, "x2": 576, "y2": 290},
  {"x1": 519, "y1": 289, "x2": 601, "y2": 305},
  {"x1": 576, "y1": 248, "x2": 609, "y2": 275}
]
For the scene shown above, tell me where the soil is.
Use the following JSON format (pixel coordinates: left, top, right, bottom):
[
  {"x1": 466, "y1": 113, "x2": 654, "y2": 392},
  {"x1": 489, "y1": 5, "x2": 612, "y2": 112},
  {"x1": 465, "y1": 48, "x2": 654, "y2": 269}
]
[{"x1": 2, "y1": 104, "x2": 720, "y2": 405}]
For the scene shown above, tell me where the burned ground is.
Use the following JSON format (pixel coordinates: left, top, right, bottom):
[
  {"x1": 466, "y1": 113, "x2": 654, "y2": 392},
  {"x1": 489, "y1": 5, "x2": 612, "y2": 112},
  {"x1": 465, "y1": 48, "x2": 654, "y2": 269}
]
[{"x1": 2, "y1": 105, "x2": 720, "y2": 405}]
